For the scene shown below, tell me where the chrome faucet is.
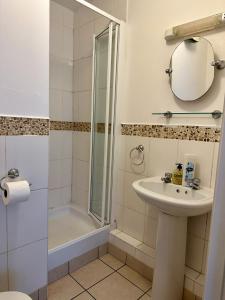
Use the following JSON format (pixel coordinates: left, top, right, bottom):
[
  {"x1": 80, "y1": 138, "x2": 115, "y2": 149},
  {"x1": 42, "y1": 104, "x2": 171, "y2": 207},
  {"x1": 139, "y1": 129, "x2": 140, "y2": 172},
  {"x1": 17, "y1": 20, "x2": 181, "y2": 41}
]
[
  {"x1": 161, "y1": 172, "x2": 172, "y2": 183},
  {"x1": 188, "y1": 178, "x2": 201, "y2": 190}
]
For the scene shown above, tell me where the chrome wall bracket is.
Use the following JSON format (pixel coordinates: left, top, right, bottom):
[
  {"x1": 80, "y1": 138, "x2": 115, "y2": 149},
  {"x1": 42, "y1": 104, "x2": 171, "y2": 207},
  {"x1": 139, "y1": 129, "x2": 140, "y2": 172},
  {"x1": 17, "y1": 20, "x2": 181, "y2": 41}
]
[
  {"x1": 212, "y1": 110, "x2": 223, "y2": 119},
  {"x1": 211, "y1": 59, "x2": 225, "y2": 70},
  {"x1": 163, "y1": 111, "x2": 173, "y2": 119},
  {"x1": 8, "y1": 168, "x2": 20, "y2": 179},
  {"x1": 165, "y1": 68, "x2": 172, "y2": 75}
]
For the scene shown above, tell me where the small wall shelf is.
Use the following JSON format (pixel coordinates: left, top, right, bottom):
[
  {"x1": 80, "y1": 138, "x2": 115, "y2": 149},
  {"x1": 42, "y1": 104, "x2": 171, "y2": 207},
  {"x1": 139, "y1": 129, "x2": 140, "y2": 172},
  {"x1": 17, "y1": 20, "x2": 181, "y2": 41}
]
[{"x1": 152, "y1": 110, "x2": 222, "y2": 119}]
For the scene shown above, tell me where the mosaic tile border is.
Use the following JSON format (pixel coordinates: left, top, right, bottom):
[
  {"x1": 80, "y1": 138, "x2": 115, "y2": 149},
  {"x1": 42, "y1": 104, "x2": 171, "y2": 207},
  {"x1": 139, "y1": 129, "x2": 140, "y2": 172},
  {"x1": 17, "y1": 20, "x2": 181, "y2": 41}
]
[
  {"x1": 121, "y1": 123, "x2": 221, "y2": 142},
  {"x1": 50, "y1": 121, "x2": 74, "y2": 131},
  {"x1": 50, "y1": 121, "x2": 94, "y2": 132},
  {"x1": 6, "y1": 116, "x2": 217, "y2": 143},
  {"x1": 50, "y1": 121, "x2": 111, "y2": 133},
  {"x1": 74, "y1": 122, "x2": 91, "y2": 132},
  {"x1": 0, "y1": 116, "x2": 49, "y2": 136}
]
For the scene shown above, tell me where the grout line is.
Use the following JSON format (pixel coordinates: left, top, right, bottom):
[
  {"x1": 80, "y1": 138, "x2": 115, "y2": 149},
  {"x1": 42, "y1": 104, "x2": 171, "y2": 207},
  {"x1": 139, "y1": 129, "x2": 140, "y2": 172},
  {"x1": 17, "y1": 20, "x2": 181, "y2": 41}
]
[
  {"x1": 68, "y1": 273, "x2": 87, "y2": 294},
  {"x1": 70, "y1": 289, "x2": 96, "y2": 300},
  {"x1": 7, "y1": 237, "x2": 48, "y2": 254},
  {"x1": 52, "y1": 255, "x2": 151, "y2": 300},
  {"x1": 99, "y1": 256, "x2": 125, "y2": 271},
  {"x1": 137, "y1": 288, "x2": 152, "y2": 300},
  {"x1": 99, "y1": 254, "x2": 150, "y2": 294},
  {"x1": 115, "y1": 270, "x2": 149, "y2": 294},
  {"x1": 68, "y1": 266, "x2": 115, "y2": 294},
  {"x1": 86, "y1": 290, "x2": 97, "y2": 300}
]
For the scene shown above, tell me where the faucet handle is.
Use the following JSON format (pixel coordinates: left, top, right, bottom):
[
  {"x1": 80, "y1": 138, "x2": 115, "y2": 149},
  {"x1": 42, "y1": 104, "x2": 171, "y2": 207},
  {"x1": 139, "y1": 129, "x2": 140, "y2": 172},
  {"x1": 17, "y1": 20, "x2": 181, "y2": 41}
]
[
  {"x1": 165, "y1": 172, "x2": 172, "y2": 178},
  {"x1": 189, "y1": 178, "x2": 201, "y2": 189},
  {"x1": 193, "y1": 178, "x2": 200, "y2": 185},
  {"x1": 161, "y1": 172, "x2": 172, "y2": 183}
]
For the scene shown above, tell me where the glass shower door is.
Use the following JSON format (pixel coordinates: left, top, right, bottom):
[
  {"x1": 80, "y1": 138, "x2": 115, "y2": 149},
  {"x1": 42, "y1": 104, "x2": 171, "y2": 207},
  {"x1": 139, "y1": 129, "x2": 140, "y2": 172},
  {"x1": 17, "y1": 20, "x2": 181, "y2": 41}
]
[{"x1": 88, "y1": 22, "x2": 119, "y2": 226}]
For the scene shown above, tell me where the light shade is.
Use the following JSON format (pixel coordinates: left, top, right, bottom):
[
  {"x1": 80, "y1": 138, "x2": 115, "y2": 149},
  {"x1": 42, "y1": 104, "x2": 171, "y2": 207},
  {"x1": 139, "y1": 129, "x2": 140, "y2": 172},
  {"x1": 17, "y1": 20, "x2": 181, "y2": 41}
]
[{"x1": 165, "y1": 13, "x2": 225, "y2": 41}]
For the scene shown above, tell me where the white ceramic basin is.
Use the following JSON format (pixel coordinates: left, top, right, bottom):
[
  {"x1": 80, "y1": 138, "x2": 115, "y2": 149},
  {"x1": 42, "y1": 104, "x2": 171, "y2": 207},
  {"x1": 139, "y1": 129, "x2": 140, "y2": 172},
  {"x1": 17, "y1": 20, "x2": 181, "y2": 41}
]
[
  {"x1": 133, "y1": 176, "x2": 214, "y2": 300},
  {"x1": 132, "y1": 176, "x2": 213, "y2": 217}
]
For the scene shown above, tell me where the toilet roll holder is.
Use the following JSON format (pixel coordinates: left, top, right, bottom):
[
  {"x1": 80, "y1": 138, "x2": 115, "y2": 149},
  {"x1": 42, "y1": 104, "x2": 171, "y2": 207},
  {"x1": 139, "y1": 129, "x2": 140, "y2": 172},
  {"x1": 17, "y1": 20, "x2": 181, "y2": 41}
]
[{"x1": 0, "y1": 168, "x2": 31, "y2": 192}]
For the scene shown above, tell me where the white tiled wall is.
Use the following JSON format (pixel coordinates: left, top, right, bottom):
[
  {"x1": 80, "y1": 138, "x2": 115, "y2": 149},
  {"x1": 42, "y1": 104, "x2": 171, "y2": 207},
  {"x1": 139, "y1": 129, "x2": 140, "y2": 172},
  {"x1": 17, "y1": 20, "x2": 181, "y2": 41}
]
[
  {"x1": 49, "y1": 1, "x2": 74, "y2": 208},
  {"x1": 0, "y1": 0, "x2": 49, "y2": 294},
  {"x1": 49, "y1": 0, "x2": 127, "y2": 210},
  {"x1": 113, "y1": 134, "x2": 219, "y2": 273},
  {"x1": 0, "y1": 136, "x2": 49, "y2": 293},
  {"x1": 0, "y1": 128, "x2": 49, "y2": 291},
  {"x1": 49, "y1": 130, "x2": 73, "y2": 208},
  {"x1": 50, "y1": 2, "x2": 74, "y2": 120},
  {"x1": 0, "y1": 253, "x2": 8, "y2": 291},
  {"x1": 8, "y1": 239, "x2": 48, "y2": 294}
]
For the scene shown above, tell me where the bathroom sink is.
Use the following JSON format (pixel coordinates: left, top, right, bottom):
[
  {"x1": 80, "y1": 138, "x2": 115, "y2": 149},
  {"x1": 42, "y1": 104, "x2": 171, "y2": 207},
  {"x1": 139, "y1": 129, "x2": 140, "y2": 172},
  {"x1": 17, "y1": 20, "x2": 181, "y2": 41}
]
[
  {"x1": 132, "y1": 176, "x2": 213, "y2": 217},
  {"x1": 133, "y1": 177, "x2": 214, "y2": 300}
]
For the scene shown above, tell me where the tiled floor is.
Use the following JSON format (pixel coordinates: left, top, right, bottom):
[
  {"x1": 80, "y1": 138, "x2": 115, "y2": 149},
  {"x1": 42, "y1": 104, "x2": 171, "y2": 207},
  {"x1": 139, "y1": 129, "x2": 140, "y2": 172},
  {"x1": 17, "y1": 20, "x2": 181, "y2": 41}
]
[{"x1": 48, "y1": 254, "x2": 152, "y2": 300}]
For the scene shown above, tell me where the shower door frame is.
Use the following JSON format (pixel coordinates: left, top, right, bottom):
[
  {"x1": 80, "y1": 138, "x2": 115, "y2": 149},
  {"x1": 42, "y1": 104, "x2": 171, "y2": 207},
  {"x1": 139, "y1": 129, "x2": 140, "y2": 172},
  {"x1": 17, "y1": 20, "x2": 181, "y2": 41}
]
[{"x1": 88, "y1": 22, "x2": 119, "y2": 227}]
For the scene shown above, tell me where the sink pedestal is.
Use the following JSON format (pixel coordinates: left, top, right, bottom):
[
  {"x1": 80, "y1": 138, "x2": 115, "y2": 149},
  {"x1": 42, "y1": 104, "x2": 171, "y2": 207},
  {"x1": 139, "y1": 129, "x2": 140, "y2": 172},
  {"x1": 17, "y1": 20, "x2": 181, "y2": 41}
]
[{"x1": 152, "y1": 212, "x2": 187, "y2": 300}]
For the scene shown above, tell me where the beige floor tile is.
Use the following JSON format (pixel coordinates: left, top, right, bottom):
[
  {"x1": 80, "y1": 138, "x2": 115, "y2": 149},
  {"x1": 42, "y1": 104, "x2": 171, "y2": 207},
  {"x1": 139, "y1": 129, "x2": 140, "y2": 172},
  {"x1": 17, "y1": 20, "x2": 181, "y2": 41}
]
[
  {"x1": 48, "y1": 275, "x2": 83, "y2": 300},
  {"x1": 140, "y1": 294, "x2": 151, "y2": 300},
  {"x1": 100, "y1": 253, "x2": 125, "y2": 270},
  {"x1": 74, "y1": 292, "x2": 94, "y2": 299},
  {"x1": 88, "y1": 272, "x2": 144, "y2": 300},
  {"x1": 147, "y1": 289, "x2": 152, "y2": 296},
  {"x1": 70, "y1": 259, "x2": 114, "y2": 289},
  {"x1": 118, "y1": 265, "x2": 152, "y2": 292}
]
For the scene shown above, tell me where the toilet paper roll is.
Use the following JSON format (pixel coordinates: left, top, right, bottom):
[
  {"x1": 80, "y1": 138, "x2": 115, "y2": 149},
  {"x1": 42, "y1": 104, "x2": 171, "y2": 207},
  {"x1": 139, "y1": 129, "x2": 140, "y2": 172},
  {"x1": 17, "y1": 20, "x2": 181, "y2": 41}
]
[{"x1": 2, "y1": 180, "x2": 30, "y2": 206}]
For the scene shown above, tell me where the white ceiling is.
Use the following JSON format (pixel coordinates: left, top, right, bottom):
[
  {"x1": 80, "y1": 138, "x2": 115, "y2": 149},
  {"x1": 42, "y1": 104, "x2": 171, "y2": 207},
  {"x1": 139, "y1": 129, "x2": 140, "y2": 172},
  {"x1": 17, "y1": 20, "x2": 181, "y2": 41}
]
[{"x1": 52, "y1": 0, "x2": 81, "y2": 11}]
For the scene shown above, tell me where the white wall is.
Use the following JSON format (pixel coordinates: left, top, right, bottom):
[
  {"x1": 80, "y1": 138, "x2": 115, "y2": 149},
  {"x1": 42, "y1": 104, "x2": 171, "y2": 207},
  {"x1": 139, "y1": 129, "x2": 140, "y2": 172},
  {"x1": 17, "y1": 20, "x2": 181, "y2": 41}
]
[
  {"x1": 112, "y1": 0, "x2": 225, "y2": 278},
  {"x1": 120, "y1": 0, "x2": 225, "y2": 126},
  {"x1": 0, "y1": 0, "x2": 49, "y2": 295},
  {"x1": 0, "y1": 0, "x2": 49, "y2": 118},
  {"x1": 113, "y1": 135, "x2": 218, "y2": 274}
]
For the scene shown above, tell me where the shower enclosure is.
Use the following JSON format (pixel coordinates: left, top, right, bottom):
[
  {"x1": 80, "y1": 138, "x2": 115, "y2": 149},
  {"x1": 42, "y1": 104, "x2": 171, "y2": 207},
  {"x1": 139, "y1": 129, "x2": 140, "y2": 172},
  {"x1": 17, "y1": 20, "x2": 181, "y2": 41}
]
[
  {"x1": 48, "y1": 0, "x2": 120, "y2": 270},
  {"x1": 89, "y1": 22, "x2": 119, "y2": 226}
]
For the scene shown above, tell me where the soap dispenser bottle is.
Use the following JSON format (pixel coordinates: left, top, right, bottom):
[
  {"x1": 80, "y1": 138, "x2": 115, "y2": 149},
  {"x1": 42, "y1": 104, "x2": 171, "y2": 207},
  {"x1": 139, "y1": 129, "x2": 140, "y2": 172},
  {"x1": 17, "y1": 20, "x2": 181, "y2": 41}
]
[
  {"x1": 182, "y1": 155, "x2": 196, "y2": 187},
  {"x1": 172, "y1": 163, "x2": 183, "y2": 185}
]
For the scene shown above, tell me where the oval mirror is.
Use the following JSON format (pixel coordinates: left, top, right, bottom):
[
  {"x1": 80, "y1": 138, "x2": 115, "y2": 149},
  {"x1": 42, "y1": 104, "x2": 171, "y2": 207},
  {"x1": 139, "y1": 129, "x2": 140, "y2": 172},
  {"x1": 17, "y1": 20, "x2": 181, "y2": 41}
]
[{"x1": 169, "y1": 37, "x2": 215, "y2": 101}]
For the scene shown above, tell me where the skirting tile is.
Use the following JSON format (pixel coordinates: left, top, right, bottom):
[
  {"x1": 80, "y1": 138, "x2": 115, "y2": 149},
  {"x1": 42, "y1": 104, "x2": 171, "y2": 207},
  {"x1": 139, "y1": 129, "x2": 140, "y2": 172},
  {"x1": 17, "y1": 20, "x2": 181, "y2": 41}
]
[
  {"x1": 38, "y1": 285, "x2": 47, "y2": 300},
  {"x1": 29, "y1": 286, "x2": 47, "y2": 300},
  {"x1": 108, "y1": 242, "x2": 202, "y2": 300},
  {"x1": 69, "y1": 247, "x2": 99, "y2": 273},
  {"x1": 98, "y1": 243, "x2": 108, "y2": 258},
  {"x1": 48, "y1": 262, "x2": 69, "y2": 284}
]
